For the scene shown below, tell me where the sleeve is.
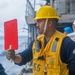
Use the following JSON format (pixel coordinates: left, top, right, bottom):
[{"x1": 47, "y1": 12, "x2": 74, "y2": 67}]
[
  {"x1": 60, "y1": 37, "x2": 75, "y2": 75},
  {"x1": 15, "y1": 40, "x2": 34, "y2": 66}
]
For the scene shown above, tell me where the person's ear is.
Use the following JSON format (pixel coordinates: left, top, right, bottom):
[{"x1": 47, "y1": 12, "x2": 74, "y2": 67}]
[{"x1": 48, "y1": 20, "x2": 52, "y2": 26}]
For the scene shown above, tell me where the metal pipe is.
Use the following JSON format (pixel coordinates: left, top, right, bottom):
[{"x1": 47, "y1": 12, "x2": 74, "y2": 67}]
[
  {"x1": 34, "y1": 0, "x2": 36, "y2": 11},
  {"x1": 50, "y1": 0, "x2": 53, "y2": 6}
]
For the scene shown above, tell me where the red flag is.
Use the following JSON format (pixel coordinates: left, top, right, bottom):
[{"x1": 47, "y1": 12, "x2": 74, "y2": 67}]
[{"x1": 4, "y1": 19, "x2": 18, "y2": 50}]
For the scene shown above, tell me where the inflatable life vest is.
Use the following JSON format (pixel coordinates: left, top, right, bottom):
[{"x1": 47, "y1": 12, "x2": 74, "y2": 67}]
[{"x1": 32, "y1": 31, "x2": 69, "y2": 75}]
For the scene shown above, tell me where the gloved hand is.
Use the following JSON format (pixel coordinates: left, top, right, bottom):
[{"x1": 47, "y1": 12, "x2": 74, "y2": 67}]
[{"x1": 6, "y1": 49, "x2": 15, "y2": 60}]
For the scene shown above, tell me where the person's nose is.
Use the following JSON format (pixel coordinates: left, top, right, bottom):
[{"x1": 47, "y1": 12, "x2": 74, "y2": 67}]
[{"x1": 36, "y1": 22, "x2": 39, "y2": 27}]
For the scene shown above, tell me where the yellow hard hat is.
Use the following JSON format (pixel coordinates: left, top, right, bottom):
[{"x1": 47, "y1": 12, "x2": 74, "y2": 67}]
[{"x1": 34, "y1": 5, "x2": 60, "y2": 20}]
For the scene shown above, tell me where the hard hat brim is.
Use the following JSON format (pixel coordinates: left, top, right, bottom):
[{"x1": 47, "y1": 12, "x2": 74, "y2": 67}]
[{"x1": 34, "y1": 16, "x2": 61, "y2": 20}]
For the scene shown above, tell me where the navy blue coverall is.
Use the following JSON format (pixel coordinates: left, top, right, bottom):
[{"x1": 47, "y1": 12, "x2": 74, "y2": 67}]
[{"x1": 15, "y1": 37, "x2": 75, "y2": 75}]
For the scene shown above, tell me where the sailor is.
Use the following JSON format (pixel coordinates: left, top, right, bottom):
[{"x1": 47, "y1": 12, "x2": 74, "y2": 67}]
[
  {"x1": 6, "y1": 5, "x2": 75, "y2": 75},
  {"x1": 72, "y1": 20, "x2": 75, "y2": 32},
  {"x1": 63, "y1": 26, "x2": 73, "y2": 35},
  {"x1": 67, "y1": 32, "x2": 75, "y2": 42}
]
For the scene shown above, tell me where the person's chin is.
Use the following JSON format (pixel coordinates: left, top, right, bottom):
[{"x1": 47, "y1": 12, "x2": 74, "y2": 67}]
[
  {"x1": 39, "y1": 32, "x2": 43, "y2": 34},
  {"x1": 38, "y1": 30, "x2": 43, "y2": 34}
]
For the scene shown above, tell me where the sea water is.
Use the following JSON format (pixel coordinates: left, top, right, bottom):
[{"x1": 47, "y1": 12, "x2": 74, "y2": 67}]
[{"x1": 0, "y1": 36, "x2": 28, "y2": 75}]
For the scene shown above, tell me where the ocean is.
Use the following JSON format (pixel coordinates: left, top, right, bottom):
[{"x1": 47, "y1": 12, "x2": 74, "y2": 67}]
[{"x1": 0, "y1": 36, "x2": 28, "y2": 75}]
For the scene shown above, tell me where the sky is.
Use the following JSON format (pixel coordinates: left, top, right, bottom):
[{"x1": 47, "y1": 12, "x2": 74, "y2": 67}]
[
  {"x1": 0, "y1": 0, "x2": 46, "y2": 36},
  {"x1": 0, "y1": 0, "x2": 28, "y2": 36}
]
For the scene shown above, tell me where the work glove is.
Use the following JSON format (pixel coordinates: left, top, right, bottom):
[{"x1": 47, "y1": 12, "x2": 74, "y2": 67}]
[{"x1": 6, "y1": 49, "x2": 15, "y2": 60}]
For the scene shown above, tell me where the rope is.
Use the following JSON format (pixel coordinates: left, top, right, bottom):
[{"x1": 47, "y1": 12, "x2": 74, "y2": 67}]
[{"x1": 5, "y1": 63, "x2": 14, "y2": 72}]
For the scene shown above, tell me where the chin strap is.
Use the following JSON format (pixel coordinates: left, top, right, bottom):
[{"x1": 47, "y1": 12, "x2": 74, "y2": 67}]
[{"x1": 43, "y1": 19, "x2": 48, "y2": 34}]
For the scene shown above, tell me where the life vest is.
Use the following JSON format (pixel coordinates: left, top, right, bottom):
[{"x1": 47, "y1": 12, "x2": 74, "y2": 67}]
[{"x1": 32, "y1": 31, "x2": 69, "y2": 75}]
